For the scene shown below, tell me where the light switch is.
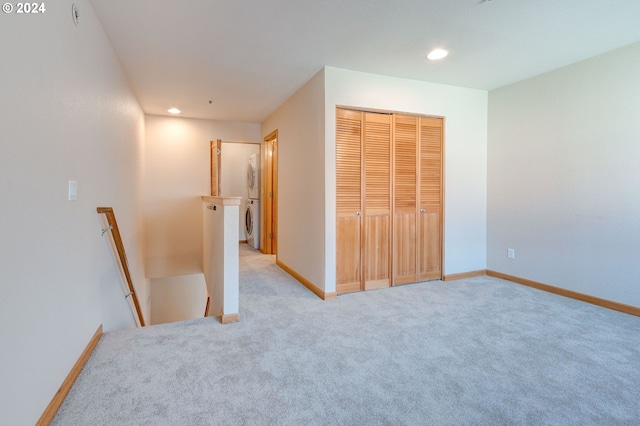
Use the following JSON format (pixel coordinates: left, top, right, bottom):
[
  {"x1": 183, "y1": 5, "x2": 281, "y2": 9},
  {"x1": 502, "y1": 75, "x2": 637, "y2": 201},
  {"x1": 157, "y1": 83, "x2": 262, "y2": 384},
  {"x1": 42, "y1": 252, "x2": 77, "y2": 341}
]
[
  {"x1": 507, "y1": 248, "x2": 515, "y2": 259},
  {"x1": 68, "y1": 180, "x2": 78, "y2": 201}
]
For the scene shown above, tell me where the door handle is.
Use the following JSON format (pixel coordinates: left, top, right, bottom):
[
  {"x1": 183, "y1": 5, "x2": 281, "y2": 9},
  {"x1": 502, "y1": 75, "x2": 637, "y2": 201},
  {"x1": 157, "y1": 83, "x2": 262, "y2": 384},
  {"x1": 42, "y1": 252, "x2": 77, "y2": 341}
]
[
  {"x1": 420, "y1": 209, "x2": 426, "y2": 213},
  {"x1": 356, "y1": 211, "x2": 362, "y2": 216}
]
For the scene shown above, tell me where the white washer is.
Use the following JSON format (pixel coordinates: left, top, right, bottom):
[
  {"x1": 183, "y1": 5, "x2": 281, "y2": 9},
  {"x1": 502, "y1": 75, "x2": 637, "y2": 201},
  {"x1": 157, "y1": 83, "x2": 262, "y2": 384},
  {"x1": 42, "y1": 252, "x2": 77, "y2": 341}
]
[
  {"x1": 245, "y1": 199, "x2": 259, "y2": 249},
  {"x1": 247, "y1": 154, "x2": 259, "y2": 199}
]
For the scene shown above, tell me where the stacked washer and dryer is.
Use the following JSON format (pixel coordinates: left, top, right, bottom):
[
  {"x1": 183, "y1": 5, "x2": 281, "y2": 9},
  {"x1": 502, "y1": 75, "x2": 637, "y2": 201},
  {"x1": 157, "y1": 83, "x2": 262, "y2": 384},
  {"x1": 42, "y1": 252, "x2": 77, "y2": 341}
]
[{"x1": 245, "y1": 153, "x2": 260, "y2": 249}]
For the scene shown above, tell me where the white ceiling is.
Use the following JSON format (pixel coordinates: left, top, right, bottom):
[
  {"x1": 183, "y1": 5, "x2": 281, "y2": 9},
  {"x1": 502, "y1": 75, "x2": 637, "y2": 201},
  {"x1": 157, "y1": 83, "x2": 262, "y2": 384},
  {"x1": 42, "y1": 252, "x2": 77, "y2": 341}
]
[{"x1": 90, "y1": 0, "x2": 640, "y2": 123}]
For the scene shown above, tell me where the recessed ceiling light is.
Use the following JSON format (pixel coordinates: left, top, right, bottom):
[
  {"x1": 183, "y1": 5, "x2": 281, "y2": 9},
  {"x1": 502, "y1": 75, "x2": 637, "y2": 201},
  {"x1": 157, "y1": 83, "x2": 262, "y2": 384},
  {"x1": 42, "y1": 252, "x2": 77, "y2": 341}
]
[
  {"x1": 168, "y1": 108, "x2": 181, "y2": 114},
  {"x1": 426, "y1": 49, "x2": 449, "y2": 60}
]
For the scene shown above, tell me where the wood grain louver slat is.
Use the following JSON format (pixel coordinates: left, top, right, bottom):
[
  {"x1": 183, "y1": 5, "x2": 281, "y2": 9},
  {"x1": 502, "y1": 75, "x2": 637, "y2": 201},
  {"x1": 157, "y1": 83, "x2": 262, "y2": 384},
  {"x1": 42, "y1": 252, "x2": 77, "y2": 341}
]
[
  {"x1": 336, "y1": 111, "x2": 362, "y2": 214},
  {"x1": 364, "y1": 113, "x2": 391, "y2": 211},
  {"x1": 420, "y1": 120, "x2": 442, "y2": 210},
  {"x1": 394, "y1": 115, "x2": 417, "y2": 211}
]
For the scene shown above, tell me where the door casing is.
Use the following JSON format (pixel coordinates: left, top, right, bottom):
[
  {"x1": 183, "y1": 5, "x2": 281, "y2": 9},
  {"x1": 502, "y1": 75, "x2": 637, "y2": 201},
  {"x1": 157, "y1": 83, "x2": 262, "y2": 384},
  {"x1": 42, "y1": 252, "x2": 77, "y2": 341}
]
[{"x1": 262, "y1": 130, "x2": 278, "y2": 254}]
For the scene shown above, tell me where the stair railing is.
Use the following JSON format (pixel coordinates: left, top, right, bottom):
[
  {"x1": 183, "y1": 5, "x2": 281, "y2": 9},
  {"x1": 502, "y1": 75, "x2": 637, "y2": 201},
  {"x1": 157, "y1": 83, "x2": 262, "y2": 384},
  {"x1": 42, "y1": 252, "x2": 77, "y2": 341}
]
[{"x1": 97, "y1": 207, "x2": 145, "y2": 327}]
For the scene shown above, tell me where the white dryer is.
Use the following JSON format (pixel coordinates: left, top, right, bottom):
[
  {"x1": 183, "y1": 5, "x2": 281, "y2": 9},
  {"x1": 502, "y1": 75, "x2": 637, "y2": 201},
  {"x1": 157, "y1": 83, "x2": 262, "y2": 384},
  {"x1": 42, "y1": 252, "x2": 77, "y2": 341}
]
[
  {"x1": 245, "y1": 198, "x2": 259, "y2": 249},
  {"x1": 247, "y1": 154, "x2": 259, "y2": 199}
]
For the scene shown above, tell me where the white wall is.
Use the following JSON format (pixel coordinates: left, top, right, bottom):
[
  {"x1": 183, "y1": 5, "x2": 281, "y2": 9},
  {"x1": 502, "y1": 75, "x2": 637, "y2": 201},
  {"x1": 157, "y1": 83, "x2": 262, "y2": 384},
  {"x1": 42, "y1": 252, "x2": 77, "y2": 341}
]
[
  {"x1": 324, "y1": 67, "x2": 488, "y2": 292},
  {"x1": 144, "y1": 115, "x2": 260, "y2": 279},
  {"x1": 261, "y1": 70, "x2": 326, "y2": 288},
  {"x1": 0, "y1": 1, "x2": 147, "y2": 424},
  {"x1": 221, "y1": 142, "x2": 261, "y2": 240},
  {"x1": 487, "y1": 42, "x2": 640, "y2": 307}
]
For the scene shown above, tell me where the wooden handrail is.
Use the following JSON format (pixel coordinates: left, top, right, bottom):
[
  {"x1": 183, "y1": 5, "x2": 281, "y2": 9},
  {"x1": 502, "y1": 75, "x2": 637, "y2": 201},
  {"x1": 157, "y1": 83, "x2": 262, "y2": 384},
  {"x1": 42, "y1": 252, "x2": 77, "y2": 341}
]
[{"x1": 97, "y1": 207, "x2": 145, "y2": 327}]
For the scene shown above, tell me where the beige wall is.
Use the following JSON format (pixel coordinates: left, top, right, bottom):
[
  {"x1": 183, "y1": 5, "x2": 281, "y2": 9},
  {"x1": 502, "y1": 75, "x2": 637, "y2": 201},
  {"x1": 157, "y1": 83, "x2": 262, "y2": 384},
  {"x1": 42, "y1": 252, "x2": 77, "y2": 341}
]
[
  {"x1": 144, "y1": 115, "x2": 260, "y2": 279},
  {"x1": 0, "y1": 1, "x2": 147, "y2": 424},
  {"x1": 488, "y1": 42, "x2": 640, "y2": 307},
  {"x1": 148, "y1": 141, "x2": 259, "y2": 326},
  {"x1": 150, "y1": 274, "x2": 207, "y2": 325},
  {"x1": 261, "y1": 67, "x2": 488, "y2": 294},
  {"x1": 261, "y1": 70, "x2": 326, "y2": 289}
]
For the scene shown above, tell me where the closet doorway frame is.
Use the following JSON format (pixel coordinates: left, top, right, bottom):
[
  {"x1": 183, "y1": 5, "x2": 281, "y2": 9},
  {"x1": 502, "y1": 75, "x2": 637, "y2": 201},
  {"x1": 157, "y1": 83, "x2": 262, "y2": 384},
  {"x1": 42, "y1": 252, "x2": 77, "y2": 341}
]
[
  {"x1": 262, "y1": 130, "x2": 278, "y2": 255},
  {"x1": 335, "y1": 107, "x2": 445, "y2": 292}
]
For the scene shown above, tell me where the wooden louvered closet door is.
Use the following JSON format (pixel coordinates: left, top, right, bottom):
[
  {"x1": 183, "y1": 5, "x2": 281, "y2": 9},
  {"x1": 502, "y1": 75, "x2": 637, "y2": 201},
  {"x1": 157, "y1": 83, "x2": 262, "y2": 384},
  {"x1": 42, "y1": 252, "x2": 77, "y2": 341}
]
[
  {"x1": 336, "y1": 108, "x2": 441, "y2": 294},
  {"x1": 419, "y1": 117, "x2": 443, "y2": 281},
  {"x1": 393, "y1": 115, "x2": 419, "y2": 285},
  {"x1": 363, "y1": 112, "x2": 391, "y2": 290},
  {"x1": 336, "y1": 108, "x2": 363, "y2": 294}
]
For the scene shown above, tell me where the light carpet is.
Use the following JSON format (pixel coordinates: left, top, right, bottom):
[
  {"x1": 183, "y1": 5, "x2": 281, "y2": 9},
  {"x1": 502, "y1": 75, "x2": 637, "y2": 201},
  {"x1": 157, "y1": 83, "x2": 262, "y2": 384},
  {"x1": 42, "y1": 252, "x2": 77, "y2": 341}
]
[{"x1": 53, "y1": 245, "x2": 640, "y2": 425}]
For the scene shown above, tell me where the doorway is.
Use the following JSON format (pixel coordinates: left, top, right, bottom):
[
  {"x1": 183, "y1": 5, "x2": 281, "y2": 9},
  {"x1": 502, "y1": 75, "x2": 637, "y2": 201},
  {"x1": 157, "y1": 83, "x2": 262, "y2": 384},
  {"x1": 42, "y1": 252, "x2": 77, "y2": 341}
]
[{"x1": 262, "y1": 131, "x2": 278, "y2": 254}]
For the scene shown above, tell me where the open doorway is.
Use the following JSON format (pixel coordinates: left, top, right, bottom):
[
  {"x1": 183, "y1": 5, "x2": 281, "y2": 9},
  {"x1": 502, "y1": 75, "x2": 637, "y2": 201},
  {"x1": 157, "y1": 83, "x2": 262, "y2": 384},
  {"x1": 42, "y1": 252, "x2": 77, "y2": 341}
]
[{"x1": 262, "y1": 131, "x2": 277, "y2": 254}]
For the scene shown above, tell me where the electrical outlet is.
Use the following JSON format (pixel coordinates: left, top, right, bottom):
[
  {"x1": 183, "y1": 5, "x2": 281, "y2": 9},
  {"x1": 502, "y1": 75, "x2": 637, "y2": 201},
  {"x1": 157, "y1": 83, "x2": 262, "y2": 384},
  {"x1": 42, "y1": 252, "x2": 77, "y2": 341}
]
[
  {"x1": 507, "y1": 248, "x2": 515, "y2": 259},
  {"x1": 68, "y1": 180, "x2": 78, "y2": 201}
]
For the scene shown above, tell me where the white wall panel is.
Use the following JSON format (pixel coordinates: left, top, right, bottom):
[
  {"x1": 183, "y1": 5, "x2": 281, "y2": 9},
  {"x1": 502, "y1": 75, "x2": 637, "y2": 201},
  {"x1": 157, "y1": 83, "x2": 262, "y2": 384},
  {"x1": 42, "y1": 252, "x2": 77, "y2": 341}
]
[{"x1": 488, "y1": 42, "x2": 640, "y2": 307}]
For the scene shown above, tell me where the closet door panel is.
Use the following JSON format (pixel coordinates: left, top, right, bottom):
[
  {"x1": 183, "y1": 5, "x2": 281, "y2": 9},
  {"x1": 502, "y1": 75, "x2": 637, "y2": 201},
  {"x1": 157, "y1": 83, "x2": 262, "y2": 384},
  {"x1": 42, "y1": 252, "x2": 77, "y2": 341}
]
[
  {"x1": 418, "y1": 117, "x2": 443, "y2": 281},
  {"x1": 363, "y1": 113, "x2": 391, "y2": 290},
  {"x1": 337, "y1": 214, "x2": 361, "y2": 293},
  {"x1": 419, "y1": 210, "x2": 441, "y2": 281},
  {"x1": 363, "y1": 212, "x2": 390, "y2": 290},
  {"x1": 393, "y1": 213, "x2": 417, "y2": 285},
  {"x1": 336, "y1": 108, "x2": 363, "y2": 294},
  {"x1": 393, "y1": 115, "x2": 418, "y2": 285}
]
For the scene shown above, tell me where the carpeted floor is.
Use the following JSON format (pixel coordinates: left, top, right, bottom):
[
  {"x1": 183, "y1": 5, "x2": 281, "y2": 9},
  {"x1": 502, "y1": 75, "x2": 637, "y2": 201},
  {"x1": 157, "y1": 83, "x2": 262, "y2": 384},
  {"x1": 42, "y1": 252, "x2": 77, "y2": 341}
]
[{"x1": 53, "y1": 245, "x2": 640, "y2": 425}]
